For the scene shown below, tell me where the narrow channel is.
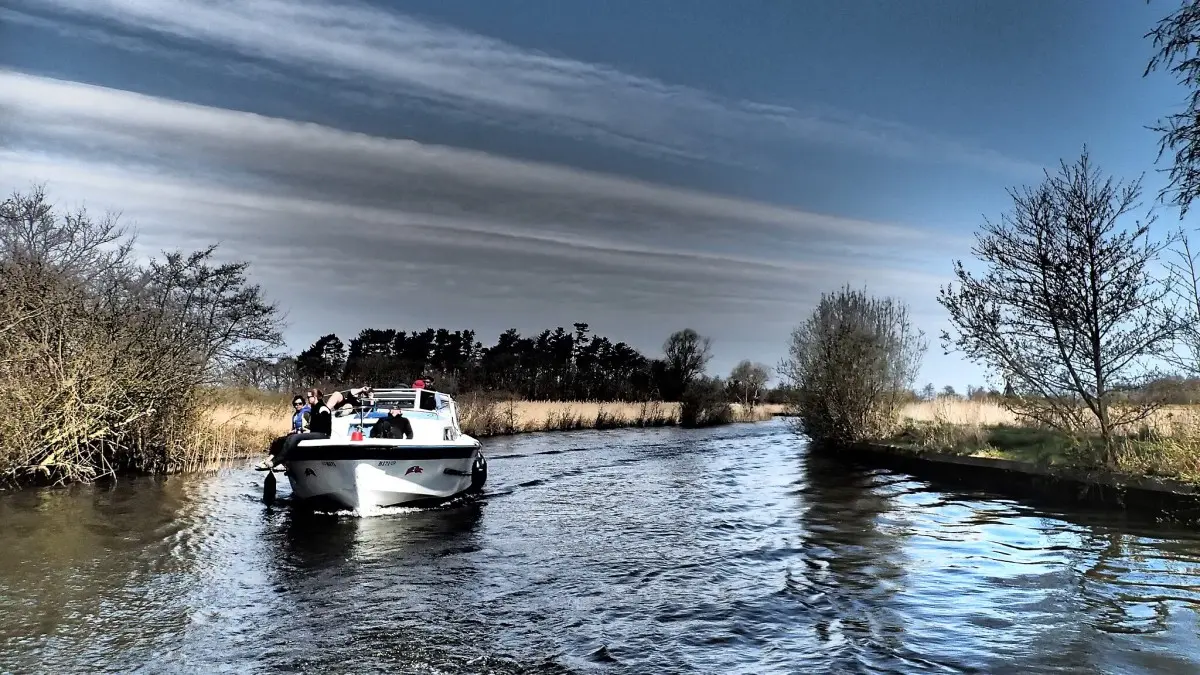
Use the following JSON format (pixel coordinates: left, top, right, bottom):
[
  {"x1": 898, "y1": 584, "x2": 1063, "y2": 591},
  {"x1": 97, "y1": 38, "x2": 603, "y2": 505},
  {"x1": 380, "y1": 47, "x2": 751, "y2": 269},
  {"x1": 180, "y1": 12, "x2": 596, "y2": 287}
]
[{"x1": 2, "y1": 418, "x2": 1199, "y2": 674}]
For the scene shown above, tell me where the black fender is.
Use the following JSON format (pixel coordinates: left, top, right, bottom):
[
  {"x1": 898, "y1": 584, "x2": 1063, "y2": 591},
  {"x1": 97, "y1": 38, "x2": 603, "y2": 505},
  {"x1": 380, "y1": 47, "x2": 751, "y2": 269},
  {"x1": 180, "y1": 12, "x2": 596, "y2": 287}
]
[{"x1": 468, "y1": 452, "x2": 488, "y2": 493}]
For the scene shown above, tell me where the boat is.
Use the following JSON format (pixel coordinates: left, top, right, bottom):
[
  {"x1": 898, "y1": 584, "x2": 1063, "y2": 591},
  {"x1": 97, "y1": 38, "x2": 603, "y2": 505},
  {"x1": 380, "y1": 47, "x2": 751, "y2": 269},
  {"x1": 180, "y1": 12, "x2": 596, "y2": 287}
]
[{"x1": 262, "y1": 387, "x2": 487, "y2": 511}]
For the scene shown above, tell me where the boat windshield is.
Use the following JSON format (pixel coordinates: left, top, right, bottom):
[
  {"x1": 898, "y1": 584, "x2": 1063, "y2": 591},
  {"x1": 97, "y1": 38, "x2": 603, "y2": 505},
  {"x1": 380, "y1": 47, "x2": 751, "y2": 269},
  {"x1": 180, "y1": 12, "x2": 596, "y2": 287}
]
[
  {"x1": 332, "y1": 388, "x2": 445, "y2": 417},
  {"x1": 374, "y1": 397, "x2": 415, "y2": 410}
]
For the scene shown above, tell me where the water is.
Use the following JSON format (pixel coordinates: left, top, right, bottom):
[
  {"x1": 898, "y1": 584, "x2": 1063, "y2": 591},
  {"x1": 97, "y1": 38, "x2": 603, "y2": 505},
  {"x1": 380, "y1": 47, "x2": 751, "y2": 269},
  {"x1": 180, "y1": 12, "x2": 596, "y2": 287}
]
[{"x1": 3, "y1": 418, "x2": 1200, "y2": 674}]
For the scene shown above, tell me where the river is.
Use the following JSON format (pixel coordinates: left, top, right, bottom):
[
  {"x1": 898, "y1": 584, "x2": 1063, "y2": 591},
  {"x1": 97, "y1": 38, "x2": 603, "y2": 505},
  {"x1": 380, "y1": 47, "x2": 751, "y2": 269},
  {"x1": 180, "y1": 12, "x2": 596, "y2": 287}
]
[{"x1": 3, "y1": 418, "x2": 1200, "y2": 674}]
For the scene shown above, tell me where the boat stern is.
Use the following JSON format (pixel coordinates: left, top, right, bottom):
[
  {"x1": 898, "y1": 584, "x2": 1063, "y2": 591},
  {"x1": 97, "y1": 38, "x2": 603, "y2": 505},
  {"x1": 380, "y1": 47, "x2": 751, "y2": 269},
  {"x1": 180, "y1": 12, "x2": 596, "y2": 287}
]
[{"x1": 283, "y1": 443, "x2": 484, "y2": 510}]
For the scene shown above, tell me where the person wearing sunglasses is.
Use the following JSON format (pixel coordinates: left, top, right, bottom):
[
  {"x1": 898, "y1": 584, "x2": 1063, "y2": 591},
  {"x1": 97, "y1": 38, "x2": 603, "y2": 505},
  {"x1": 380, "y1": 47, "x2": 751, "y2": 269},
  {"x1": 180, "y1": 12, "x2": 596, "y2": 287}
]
[
  {"x1": 289, "y1": 395, "x2": 311, "y2": 434},
  {"x1": 257, "y1": 386, "x2": 375, "y2": 470}
]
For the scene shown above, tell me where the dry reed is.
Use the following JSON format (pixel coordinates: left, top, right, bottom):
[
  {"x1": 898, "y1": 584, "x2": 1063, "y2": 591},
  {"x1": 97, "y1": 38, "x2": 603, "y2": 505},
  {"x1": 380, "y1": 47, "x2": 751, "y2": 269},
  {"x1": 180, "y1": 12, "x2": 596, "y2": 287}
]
[
  {"x1": 86, "y1": 395, "x2": 787, "y2": 475},
  {"x1": 456, "y1": 396, "x2": 783, "y2": 437},
  {"x1": 900, "y1": 398, "x2": 1200, "y2": 436}
]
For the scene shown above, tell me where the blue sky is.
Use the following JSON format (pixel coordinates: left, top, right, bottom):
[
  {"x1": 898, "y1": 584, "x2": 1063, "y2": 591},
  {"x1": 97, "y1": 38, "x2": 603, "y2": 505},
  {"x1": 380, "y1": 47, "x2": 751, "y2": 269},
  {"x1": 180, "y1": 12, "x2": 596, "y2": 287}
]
[{"x1": 0, "y1": 0, "x2": 1192, "y2": 391}]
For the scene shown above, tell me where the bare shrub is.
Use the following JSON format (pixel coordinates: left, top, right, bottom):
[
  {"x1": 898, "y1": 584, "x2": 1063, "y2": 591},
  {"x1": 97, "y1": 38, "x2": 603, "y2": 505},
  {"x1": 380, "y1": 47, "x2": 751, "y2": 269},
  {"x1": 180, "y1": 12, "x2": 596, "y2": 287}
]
[
  {"x1": 456, "y1": 391, "x2": 518, "y2": 437},
  {"x1": 647, "y1": 401, "x2": 675, "y2": 427},
  {"x1": 594, "y1": 404, "x2": 625, "y2": 430},
  {"x1": 0, "y1": 186, "x2": 283, "y2": 486},
  {"x1": 543, "y1": 405, "x2": 586, "y2": 432},
  {"x1": 679, "y1": 377, "x2": 733, "y2": 428},
  {"x1": 781, "y1": 285, "x2": 927, "y2": 445}
]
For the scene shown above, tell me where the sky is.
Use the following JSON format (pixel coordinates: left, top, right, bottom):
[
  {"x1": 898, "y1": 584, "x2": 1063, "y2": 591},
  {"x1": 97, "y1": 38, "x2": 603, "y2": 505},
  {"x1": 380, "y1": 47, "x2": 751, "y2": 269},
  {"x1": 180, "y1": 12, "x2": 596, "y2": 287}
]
[{"x1": 0, "y1": 0, "x2": 1193, "y2": 391}]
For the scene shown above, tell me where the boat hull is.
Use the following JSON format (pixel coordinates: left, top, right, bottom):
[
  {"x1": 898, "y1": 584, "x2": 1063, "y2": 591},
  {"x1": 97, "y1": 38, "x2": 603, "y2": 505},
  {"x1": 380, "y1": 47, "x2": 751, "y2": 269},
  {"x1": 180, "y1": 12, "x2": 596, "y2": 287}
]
[{"x1": 282, "y1": 442, "x2": 486, "y2": 511}]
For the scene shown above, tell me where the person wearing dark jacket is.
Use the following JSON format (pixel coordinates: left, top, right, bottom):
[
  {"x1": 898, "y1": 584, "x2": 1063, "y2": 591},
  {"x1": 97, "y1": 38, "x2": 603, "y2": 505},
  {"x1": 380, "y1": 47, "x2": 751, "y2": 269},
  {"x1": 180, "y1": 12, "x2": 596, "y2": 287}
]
[
  {"x1": 305, "y1": 388, "x2": 333, "y2": 436},
  {"x1": 257, "y1": 387, "x2": 367, "y2": 469},
  {"x1": 370, "y1": 410, "x2": 414, "y2": 440}
]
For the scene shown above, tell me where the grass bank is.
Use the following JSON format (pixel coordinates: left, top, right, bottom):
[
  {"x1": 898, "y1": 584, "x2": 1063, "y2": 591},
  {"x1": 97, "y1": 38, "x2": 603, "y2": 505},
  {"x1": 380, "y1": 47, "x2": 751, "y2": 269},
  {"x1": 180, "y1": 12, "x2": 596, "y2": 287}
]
[{"x1": 882, "y1": 399, "x2": 1200, "y2": 484}]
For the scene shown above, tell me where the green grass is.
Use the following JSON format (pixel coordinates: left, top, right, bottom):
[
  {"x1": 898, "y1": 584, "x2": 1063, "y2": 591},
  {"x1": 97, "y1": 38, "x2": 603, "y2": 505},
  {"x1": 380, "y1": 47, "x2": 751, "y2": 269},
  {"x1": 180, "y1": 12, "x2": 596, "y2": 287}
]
[
  {"x1": 887, "y1": 420, "x2": 1074, "y2": 464},
  {"x1": 971, "y1": 426, "x2": 1079, "y2": 465}
]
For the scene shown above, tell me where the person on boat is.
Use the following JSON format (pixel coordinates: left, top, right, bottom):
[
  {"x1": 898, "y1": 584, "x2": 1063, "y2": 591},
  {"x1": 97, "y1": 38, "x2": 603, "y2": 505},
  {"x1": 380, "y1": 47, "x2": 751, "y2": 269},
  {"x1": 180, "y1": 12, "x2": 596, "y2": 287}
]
[
  {"x1": 289, "y1": 395, "x2": 310, "y2": 434},
  {"x1": 304, "y1": 388, "x2": 333, "y2": 435},
  {"x1": 256, "y1": 386, "x2": 373, "y2": 469},
  {"x1": 369, "y1": 409, "x2": 414, "y2": 440},
  {"x1": 303, "y1": 385, "x2": 373, "y2": 434},
  {"x1": 324, "y1": 386, "x2": 372, "y2": 413}
]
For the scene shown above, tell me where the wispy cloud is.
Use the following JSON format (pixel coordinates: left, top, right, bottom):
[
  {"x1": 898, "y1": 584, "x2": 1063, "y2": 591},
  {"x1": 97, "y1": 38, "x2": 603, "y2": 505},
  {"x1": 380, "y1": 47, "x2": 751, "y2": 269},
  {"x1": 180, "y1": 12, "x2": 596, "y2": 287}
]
[
  {"x1": 7, "y1": 0, "x2": 1041, "y2": 174},
  {"x1": 0, "y1": 69, "x2": 962, "y2": 367}
]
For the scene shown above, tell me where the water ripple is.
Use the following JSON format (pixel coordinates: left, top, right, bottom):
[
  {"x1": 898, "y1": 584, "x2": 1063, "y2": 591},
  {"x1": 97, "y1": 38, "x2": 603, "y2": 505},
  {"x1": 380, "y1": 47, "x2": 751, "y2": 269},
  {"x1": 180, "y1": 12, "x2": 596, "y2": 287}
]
[{"x1": 3, "y1": 419, "x2": 1200, "y2": 674}]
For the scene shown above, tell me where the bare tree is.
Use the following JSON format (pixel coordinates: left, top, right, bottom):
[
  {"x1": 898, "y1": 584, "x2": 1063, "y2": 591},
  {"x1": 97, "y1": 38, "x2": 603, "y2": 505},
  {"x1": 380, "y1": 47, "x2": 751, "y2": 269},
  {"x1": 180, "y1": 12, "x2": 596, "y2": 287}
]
[
  {"x1": 728, "y1": 360, "x2": 771, "y2": 408},
  {"x1": 221, "y1": 354, "x2": 299, "y2": 391},
  {"x1": 138, "y1": 245, "x2": 285, "y2": 383},
  {"x1": 1145, "y1": 0, "x2": 1200, "y2": 216},
  {"x1": 781, "y1": 285, "x2": 926, "y2": 445},
  {"x1": 662, "y1": 328, "x2": 712, "y2": 399},
  {"x1": 0, "y1": 184, "x2": 133, "y2": 282},
  {"x1": 938, "y1": 148, "x2": 1180, "y2": 461},
  {"x1": 1163, "y1": 231, "x2": 1200, "y2": 375}
]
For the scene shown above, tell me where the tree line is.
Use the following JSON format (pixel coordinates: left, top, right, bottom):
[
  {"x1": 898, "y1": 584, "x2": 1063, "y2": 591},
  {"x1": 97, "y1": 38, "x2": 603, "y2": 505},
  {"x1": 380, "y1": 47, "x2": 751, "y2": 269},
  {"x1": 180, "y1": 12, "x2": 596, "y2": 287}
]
[
  {"x1": 908, "y1": 377, "x2": 1200, "y2": 407},
  {"x1": 229, "y1": 324, "x2": 776, "y2": 407}
]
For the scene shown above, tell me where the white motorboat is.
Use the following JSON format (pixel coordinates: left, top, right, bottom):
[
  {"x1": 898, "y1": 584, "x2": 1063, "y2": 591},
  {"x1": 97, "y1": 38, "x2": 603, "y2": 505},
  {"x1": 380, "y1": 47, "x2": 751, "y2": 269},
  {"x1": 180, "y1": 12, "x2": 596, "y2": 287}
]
[{"x1": 265, "y1": 387, "x2": 487, "y2": 511}]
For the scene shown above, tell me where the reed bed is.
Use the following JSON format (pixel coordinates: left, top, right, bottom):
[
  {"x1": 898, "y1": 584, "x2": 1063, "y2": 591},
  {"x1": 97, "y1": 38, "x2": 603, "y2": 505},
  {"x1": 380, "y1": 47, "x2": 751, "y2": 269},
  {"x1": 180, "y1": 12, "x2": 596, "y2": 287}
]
[
  {"x1": 185, "y1": 400, "x2": 293, "y2": 470},
  {"x1": 451, "y1": 396, "x2": 784, "y2": 437},
  {"x1": 900, "y1": 399, "x2": 1021, "y2": 427},
  {"x1": 186, "y1": 396, "x2": 786, "y2": 465},
  {"x1": 900, "y1": 398, "x2": 1200, "y2": 436},
  {"x1": 86, "y1": 395, "x2": 787, "y2": 476}
]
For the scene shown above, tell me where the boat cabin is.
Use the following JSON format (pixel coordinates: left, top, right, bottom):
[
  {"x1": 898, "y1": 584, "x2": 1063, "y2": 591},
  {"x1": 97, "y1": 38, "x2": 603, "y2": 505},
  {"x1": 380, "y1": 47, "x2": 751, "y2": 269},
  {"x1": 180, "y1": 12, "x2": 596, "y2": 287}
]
[{"x1": 331, "y1": 387, "x2": 466, "y2": 442}]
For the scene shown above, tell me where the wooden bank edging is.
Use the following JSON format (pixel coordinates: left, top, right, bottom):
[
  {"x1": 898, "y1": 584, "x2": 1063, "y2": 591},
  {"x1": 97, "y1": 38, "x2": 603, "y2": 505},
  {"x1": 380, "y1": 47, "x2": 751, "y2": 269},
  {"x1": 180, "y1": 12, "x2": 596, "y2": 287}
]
[{"x1": 832, "y1": 442, "x2": 1200, "y2": 523}]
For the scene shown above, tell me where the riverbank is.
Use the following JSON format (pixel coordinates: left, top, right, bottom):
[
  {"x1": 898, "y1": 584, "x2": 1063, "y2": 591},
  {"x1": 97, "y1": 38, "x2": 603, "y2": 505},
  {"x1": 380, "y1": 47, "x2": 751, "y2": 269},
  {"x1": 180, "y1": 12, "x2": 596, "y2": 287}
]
[
  {"x1": 456, "y1": 396, "x2": 783, "y2": 437},
  {"x1": 0, "y1": 386, "x2": 784, "y2": 488},
  {"x1": 199, "y1": 390, "x2": 785, "y2": 467},
  {"x1": 841, "y1": 399, "x2": 1200, "y2": 521},
  {"x1": 891, "y1": 399, "x2": 1200, "y2": 480}
]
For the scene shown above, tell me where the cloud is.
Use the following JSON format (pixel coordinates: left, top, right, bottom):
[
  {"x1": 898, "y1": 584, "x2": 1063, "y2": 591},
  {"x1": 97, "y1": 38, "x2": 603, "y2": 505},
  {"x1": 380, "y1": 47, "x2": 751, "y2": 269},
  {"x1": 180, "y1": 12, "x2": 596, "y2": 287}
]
[
  {"x1": 7, "y1": 0, "x2": 1041, "y2": 174},
  {"x1": 0, "y1": 69, "x2": 963, "y2": 371}
]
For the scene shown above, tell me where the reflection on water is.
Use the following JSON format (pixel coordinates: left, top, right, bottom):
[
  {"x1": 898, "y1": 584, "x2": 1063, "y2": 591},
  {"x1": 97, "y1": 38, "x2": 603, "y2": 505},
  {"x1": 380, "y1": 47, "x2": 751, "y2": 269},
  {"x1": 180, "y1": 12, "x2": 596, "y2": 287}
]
[{"x1": 3, "y1": 418, "x2": 1200, "y2": 674}]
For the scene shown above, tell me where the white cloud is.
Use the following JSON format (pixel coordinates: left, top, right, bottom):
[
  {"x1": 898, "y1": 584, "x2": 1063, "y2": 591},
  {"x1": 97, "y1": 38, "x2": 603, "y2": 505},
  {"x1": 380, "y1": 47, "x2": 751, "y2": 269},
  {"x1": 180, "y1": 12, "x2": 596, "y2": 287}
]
[
  {"x1": 0, "y1": 69, "x2": 965, "y2": 373},
  {"x1": 8, "y1": 0, "x2": 1041, "y2": 174}
]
